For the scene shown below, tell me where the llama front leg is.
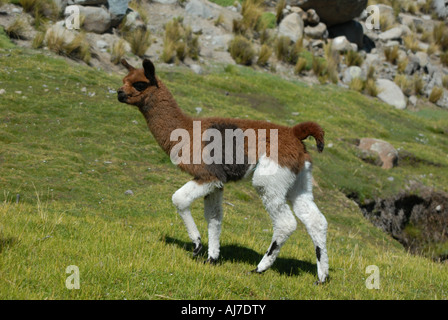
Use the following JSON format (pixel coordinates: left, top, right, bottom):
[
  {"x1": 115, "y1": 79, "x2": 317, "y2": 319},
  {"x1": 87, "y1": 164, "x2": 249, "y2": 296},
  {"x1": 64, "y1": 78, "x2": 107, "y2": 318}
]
[
  {"x1": 204, "y1": 188, "x2": 223, "y2": 263},
  {"x1": 172, "y1": 180, "x2": 219, "y2": 257}
]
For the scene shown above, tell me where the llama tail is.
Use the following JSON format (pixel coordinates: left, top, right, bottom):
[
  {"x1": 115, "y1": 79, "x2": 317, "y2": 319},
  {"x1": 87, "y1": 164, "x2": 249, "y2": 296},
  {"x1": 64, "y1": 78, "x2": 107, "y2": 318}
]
[{"x1": 292, "y1": 121, "x2": 325, "y2": 153}]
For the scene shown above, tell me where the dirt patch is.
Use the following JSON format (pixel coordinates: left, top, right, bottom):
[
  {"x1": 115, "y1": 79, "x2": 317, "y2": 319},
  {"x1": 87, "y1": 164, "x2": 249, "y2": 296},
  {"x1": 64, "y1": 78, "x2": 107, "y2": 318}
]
[{"x1": 348, "y1": 183, "x2": 448, "y2": 261}]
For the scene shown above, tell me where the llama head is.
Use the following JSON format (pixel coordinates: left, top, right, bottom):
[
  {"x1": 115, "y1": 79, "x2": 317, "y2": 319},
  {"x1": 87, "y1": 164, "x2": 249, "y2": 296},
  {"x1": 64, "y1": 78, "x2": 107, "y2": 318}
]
[{"x1": 117, "y1": 59, "x2": 159, "y2": 107}]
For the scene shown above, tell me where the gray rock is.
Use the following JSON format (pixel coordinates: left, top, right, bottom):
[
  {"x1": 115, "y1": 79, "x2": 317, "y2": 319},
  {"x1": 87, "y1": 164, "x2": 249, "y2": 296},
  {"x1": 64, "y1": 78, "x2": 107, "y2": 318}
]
[
  {"x1": 409, "y1": 95, "x2": 417, "y2": 107},
  {"x1": 108, "y1": 0, "x2": 130, "y2": 26},
  {"x1": 342, "y1": 66, "x2": 365, "y2": 84},
  {"x1": 358, "y1": 138, "x2": 398, "y2": 169},
  {"x1": 185, "y1": 0, "x2": 214, "y2": 19},
  {"x1": 278, "y1": 12, "x2": 304, "y2": 43},
  {"x1": 292, "y1": 0, "x2": 367, "y2": 27},
  {"x1": 124, "y1": 190, "x2": 134, "y2": 196},
  {"x1": 304, "y1": 22, "x2": 327, "y2": 39},
  {"x1": 69, "y1": 5, "x2": 111, "y2": 33},
  {"x1": 378, "y1": 26, "x2": 402, "y2": 42},
  {"x1": 331, "y1": 36, "x2": 353, "y2": 52},
  {"x1": 432, "y1": 0, "x2": 448, "y2": 19},
  {"x1": 190, "y1": 64, "x2": 203, "y2": 75},
  {"x1": 306, "y1": 8, "x2": 320, "y2": 26},
  {"x1": 376, "y1": 78, "x2": 407, "y2": 110}
]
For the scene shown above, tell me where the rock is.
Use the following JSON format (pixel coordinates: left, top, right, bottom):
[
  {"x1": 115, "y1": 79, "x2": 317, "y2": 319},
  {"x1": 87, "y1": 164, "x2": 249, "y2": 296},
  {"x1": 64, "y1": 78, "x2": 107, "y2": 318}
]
[
  {"x1": 432, "y1": 0, "x2": 448, "y2": 19},
  {"x1": 153, "y1": 0, "x2": 178, "y2": 3},
  {"x1": 107, "y1": 0, "x2": 129, "y2": 27},
  {"x1": 185, "y1": 0, "x2": 214, "y2": 20},
  {"x1": 124, "y1": 190, "x2": 134, "y2": 196},
  {"x1": 331, "y1": 35, "x2": 353, "y2": 52},
  {"x1": 96, "y1": 39, "x2": 108, "y2": 50},
  {"x1": 436, "y1": 89, "x2": 448, "y2": 108},
  {"x1": 190, "y1": 64, "x2": 203, "y2": 74},
  {"x1": 415, "y1": 51, "x2": 429, "y2": 69},
  {"x1": 405, "y1": 54, "x2": 420, "y2": 75},
  {"x1": 376, "y1": 78, "x2": 407, "y2": 110},
  {"x1": 0, "y1": 89, "x2": 5, "y2": 95},
  {"x1": 378, "y1": 26, "x2": 402, "y2": 42},
  {"x1": 409, "y1": 95, "x2": 417, "y2": 107},
  {"x1": 71, "y1": 5, "x2": 111, "y2": 34},
  {"x1": 358, "y1": 138, "x2": 398, "y2": 169},
  {"x1": 45, "y1": 22, "x2": 77, "y2": 47},
  {"x1": 328, "y1": 20, "x2": 364, "y2": 48},
  {"x1": 306, "y1": 8, "x2": 320, "y2": 26},
  {"x1": 278, "y1": 12, "x2": 304, "y2": 43},
  {"x1": 292, "y1": 0, "x2": 367, "y2": 27},
  {"x1": 304, "y1": 22, "x2": 327, "y2": 39},
  {"x1": 398, "y1": 13, "x2": 424, "y2": 30},
  {"x1": 342, "y1": 66, "x2": 364, "y2": 84}
]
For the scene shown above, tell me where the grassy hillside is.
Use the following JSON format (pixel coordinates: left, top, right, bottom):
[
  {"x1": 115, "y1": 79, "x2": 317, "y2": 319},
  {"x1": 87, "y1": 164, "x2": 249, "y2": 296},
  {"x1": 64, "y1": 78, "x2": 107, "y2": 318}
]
[{"x1": 0, "y1": 31, "x2": 447, "y2": 299}]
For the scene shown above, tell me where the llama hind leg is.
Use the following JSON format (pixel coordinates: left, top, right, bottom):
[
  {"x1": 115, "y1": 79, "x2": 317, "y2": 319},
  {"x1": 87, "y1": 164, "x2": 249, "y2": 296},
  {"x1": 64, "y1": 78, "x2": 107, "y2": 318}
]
[
  {"x1": 204, "y1": 187, "x2": 223, "y2": 263},
  {"x1": 172, "y1": 180, "x2": 220, "y2": 256},
  {"x1": 252, "y1": 157, "x2": 297, "y2": 273},
  {"x1": 288, "y1": 162, "x2": 329, "y2": 283}
]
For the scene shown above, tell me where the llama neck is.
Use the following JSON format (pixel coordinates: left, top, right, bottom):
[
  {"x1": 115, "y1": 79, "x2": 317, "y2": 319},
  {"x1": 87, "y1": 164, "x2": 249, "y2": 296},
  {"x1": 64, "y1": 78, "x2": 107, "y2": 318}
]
[{"x1": 138, "y1": 81, "x2": 192, "y2": 155}]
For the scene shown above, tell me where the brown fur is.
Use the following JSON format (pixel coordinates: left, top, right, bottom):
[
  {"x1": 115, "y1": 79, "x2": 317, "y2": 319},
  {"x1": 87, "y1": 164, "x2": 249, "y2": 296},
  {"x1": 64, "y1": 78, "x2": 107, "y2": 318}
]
[{"x1": 118, "y1": 59, "x2": 325, "y2": 183}]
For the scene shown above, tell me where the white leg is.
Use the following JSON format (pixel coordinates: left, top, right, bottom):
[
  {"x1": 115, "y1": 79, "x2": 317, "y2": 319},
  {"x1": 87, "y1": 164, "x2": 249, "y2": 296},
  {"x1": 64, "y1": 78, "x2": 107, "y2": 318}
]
[
  {"x1": 172, "y1": 180, "x2": 221, "y2": 256},
  {"x1": 204, "y1": 188, "x2": 224, "y2": 263},
  {"x1": 288, "y1": 161, "x2": 329, "y2": 283},
  {"x1": 252, "y1": 156, "x2": 297, "y2": 273}
]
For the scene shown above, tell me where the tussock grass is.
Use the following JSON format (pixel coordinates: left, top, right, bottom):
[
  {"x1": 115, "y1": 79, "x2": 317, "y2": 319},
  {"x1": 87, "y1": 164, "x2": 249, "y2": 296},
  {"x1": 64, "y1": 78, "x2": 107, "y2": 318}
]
[
  {"x1": 433, "y1": 22, "x2": 448, "y2": 51},
  {"x1": 345, "y1": 50, "x2": 363, "y2": 67},
  {"x1": 125, "y1": 28, "x2": 151, "y2": 58},
  {"x1": 275, "y1": 36, "x2": 303, "y2": 65},
  {"x1": 256, "y1": 44, "x2": 272, "y2": 67},
  {"x1": 403, "y1": 34, "x2": 421, "y2": 53},
  {"x1": 294, "y1": 57, "x2": 307, "y2": 75},
  {"x1": 384, "y1": 45, "x2": 399, "y2": 64},
  {"x1": 441, "y1": 51, "x2": 448, "y2": 67},
  {"x1": 429, "y1": 86, "x2": 444, "y2": 103},
  {"x1": 110, "y1": 38, "x2": 127, "y2": 65},
  {"x1": 275, "y1": 0, "x2": 286, "y2": 25},
  {"x1": 161, "y1": 17, "x2": 199, "y2": 63},
  {"x1": 46, "y1": 29, "x2": 91, "y2": 64},
  {"x1": 229, "y1": 35, "x2": 255, "y2": 66},
  {"x1": 5, "y1": 17, "x2": 28, "y2": 40}
]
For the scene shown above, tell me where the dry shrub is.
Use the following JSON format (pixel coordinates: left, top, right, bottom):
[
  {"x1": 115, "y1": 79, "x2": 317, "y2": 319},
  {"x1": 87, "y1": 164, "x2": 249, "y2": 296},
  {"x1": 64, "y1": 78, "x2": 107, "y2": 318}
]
[
  {"x1": 429, "y1": 86, "x2": 444, "y2": 103},
  {"x1": 162, "y1": 18, "x2": 199, "y2": 63},
  {"x1": 125, "y1": 28, "x2": 151, "y2": 58},
  {"x1": 229, "y1": 35, "x2": 255, "y2": 66},
  {"x1": 257, "y1": 44, "x2": 272, "y2": 67},
  {"x1": 384, "y1": 45, "x2": 399, "y2": 64},
  {"x1": 110, "y1": 38, "x2": 127, "y2": 65}
]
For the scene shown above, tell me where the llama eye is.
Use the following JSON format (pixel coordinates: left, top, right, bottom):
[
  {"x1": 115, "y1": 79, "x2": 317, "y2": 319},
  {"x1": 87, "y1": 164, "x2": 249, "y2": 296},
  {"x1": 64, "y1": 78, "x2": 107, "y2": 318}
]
[{"x1": 133, "y1": 82, "x2": 150, "y2": 91}]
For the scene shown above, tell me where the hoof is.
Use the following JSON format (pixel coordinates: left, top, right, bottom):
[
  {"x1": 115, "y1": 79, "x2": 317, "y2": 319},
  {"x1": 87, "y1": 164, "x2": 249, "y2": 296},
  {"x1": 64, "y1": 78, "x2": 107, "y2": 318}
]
[
  {"x1": 248, "y1": 268, "x2": 263, "y2": 275},
  {"x1": 193, "y1": 242, "x2": 203, "y2": 257},
  {"x1": 204, "y1": 257, "x2": 218, "y2": 265}
]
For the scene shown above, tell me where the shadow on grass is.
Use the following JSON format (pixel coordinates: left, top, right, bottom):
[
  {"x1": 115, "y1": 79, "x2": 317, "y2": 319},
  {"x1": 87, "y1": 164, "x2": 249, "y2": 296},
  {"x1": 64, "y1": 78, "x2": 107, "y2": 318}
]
[{"x1": 162, "y1": 236, "x2": 317, "y2": 277}]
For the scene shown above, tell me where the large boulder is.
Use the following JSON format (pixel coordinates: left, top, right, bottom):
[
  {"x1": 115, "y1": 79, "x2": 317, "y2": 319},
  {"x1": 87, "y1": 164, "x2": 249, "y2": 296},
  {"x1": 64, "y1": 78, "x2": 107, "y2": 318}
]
[
  {"x1": 358, "y1": 138, "x2": 398, "y2": 169},
  {"x1": 185, "y1": 0, "x2": 214, "y2": 19},
  {"x1": 432, "y1": 0, "x2": 448, "y2": 19},
  {"x1": 291, "y1": 0, "x2": 367, "y2": 27},
  {"x1": 278, "y1": 12, "x2": 304, "y2": 43},
  {"x1": 328, "y1": 20, "x2": 364, "y2": 48},
  {"x1": 108, "y1": 0, "x2": 130, "y2": 26},
  {"x1": 76, "y1": 5, "x2": 111, "y2": 33},
  {"x1": 376, "y1": 79, "x2": 407, "y2": 110}
]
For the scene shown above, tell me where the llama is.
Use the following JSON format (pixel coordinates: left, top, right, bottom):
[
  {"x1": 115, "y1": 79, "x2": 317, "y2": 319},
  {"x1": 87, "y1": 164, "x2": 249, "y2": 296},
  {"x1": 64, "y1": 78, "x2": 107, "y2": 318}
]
[{"x1": 117, "y1": 59, "x2": 329, "y2": 284}]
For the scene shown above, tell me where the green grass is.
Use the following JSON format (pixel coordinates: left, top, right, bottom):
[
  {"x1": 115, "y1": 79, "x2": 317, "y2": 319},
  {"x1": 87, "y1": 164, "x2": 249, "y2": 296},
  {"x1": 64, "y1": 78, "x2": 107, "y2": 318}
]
[{"x1": 0, "y1": 32, "x2": 448, "y2": 299}]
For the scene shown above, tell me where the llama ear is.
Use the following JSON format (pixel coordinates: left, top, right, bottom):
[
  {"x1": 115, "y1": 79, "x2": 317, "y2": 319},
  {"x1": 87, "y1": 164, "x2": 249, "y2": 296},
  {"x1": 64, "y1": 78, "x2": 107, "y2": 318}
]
[
  {"x1": 143, "y1": 59, "x2": 159, "y2": 88},
  {"x1": 121, "y1": 59, "x2": 135, "y2": 71}
]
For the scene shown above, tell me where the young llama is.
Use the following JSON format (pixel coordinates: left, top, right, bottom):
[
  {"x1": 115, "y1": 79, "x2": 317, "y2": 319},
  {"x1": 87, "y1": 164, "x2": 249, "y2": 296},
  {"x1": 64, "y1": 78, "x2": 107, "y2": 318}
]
[{"x1": 117, "y1": 59, "x2": 329, "y2": 284}]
